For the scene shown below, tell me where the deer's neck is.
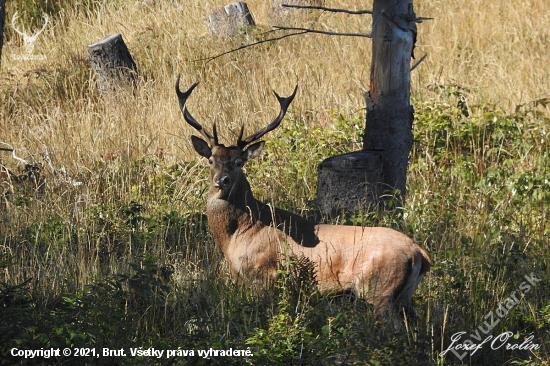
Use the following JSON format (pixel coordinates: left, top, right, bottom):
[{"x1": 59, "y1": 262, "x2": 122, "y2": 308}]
[
  {"x1": 206, "y1": 174, "x2": 320, "y2": 251},
  {"x1": 206, "y1": 175, "x2": 260, "y2": 248}
]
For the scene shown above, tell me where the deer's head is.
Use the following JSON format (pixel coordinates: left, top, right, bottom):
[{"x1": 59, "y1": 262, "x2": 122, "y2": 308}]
[{"x1": 176, "y1": 77, "x2": 297, "y2": 199}]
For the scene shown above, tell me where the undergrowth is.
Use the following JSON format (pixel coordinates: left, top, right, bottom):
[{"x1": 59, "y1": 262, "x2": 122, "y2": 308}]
[{"x1": 2, "y1": 94, "x2": 549, "y2": 365}]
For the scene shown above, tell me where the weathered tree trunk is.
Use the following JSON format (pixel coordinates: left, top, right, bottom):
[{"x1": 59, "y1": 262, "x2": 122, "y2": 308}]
[
  {"x1": 86, "y1": 34, "x2": 137, "y2": 91},
  {"x1": 364, "y1": 0, "x2": 416, "y2": 207},
  {"x1": 316, "y1": 0, "x2": 417, "y2": 215},
  {"x1": 0, "y1": 0, "x2": 6, "y2": 70}
]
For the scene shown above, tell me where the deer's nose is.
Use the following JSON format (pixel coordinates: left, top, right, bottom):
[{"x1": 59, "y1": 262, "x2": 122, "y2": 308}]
[{"x1": 214, "y1": 174, "x2": 230, "y2": 188}]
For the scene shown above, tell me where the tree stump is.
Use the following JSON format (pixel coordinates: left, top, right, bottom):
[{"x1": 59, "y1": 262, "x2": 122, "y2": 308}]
[
  {"x1": 269, "y1": 0, "x2": 324, "y2": 26},
  {"x1": 208, "y1": 2, "x2": 255, "y2": 38},
  {"x1": 86, "y1": 34, "x2": 137, "y2": 91},
  {"x1": 317, "y1": 151, "x2": 382, "y2": 216}
]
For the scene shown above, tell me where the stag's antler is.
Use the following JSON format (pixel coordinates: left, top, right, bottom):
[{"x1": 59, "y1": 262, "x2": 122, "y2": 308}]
[
  {"x1": 175, "y1": 76, "x2": 219, "y2": 146},
  {"x1": 176, "y1": 76, "x2": 297, "y2": 148},
  {"x1": 236, "y1": 85, "x2": 297, "y2": 149}
]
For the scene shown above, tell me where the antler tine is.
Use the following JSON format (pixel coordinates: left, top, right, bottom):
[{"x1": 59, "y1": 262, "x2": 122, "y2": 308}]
[
  {"x1": 237, "y1": 85, "x2": 298, "y2": 149},
  {"x1": 213, "y1": 121, "x2": 219, "y2": 146},
  {"x1": 175, "y1": 75, "x2": 216, "y2": 146},
  {"x1": 237, "y1": 124, "x2": 245, "y2": 143}
]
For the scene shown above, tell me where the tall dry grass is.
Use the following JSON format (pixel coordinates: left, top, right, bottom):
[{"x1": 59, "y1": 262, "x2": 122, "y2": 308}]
[
  {"x1": 0, "y1": 0, "x2": 548, "y2": 294},
  {"x1": 1, "y1": 0, "x2": 548, "y2": 167},
  {"x1": 414, "y1": 0, "x2": 550, "y2": 109}
]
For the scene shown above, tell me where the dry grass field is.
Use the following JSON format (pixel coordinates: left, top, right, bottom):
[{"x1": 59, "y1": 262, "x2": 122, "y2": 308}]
[
  {"x1": 1, "y1": 0, "x2": 549, "y2": 365},
  {"x1": 1, "y1": 0, "x2": 549, "y2": 164}
]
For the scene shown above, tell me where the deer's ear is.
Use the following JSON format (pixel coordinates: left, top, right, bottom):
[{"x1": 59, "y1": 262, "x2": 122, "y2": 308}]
[
  {"x1": 243, "y1": 141, "x2": 265, "y2": 161},
  {"x1": 191, "y1": 136, "x2": 212, "y2": 159}
]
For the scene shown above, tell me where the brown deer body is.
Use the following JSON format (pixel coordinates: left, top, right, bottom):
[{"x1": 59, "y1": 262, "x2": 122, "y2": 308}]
[{"x1": 176, "y1": 78, "x2": 431, "y2": 318}]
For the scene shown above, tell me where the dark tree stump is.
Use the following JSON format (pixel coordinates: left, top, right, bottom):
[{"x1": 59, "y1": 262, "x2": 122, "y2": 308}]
[
  {"x1": 208, "y1": 2, "x2": 255, "y2": 38},
  {"x1": 86, "y1": 34, "x2": 137, "y2": 91},
  {"x1": 317, "y1": 151, "x2": 382, "y2": 216}
]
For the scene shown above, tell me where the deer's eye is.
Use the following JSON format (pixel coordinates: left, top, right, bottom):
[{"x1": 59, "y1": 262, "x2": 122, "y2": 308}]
[
  {"x1": 235, "y1": 159, "x2": 243, "y2": 168},
  {"x1": 208, "y1": 158, "x2": 213, "y2": 165}
]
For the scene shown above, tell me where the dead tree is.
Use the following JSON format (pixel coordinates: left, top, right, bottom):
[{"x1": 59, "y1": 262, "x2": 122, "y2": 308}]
[
  {"x1": 363, "y1": 0, "x2": 417, "y2": 208},
  {"x1": 316, "y1": 0, "x2": 419, "y2": 214}
]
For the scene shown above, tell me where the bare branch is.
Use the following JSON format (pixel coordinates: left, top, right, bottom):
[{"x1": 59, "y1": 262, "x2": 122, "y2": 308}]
[
  {"x1": 273, "y1": 26, "x2": 373, "y2": 38},
  {"x1": 414, "y1": 17, "x2": 434, "y2": 23},
  {"x1": 410, "y1": 54, "x2": 427, "y2": 72},
  {"x1": 0, "y1": 147, "x2": 14, "y2": 152},
  {"x1": 191, "y1": 30, "x2": 308, "y2": 64},
  {"x1": 282, "y1": 4, "x2": 372, "y2": 15},
  {"x1": 274, "y1": 10, "x2": 383, "y2": 39},
  {"x1": 192, "y1": 9, "x2": 385, "y2": 64}
]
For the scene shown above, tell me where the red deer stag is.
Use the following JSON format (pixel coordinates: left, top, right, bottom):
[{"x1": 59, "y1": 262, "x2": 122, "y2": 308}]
[{"x1": 176, "y1": 77, "x2": 431, "y2": 318}]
